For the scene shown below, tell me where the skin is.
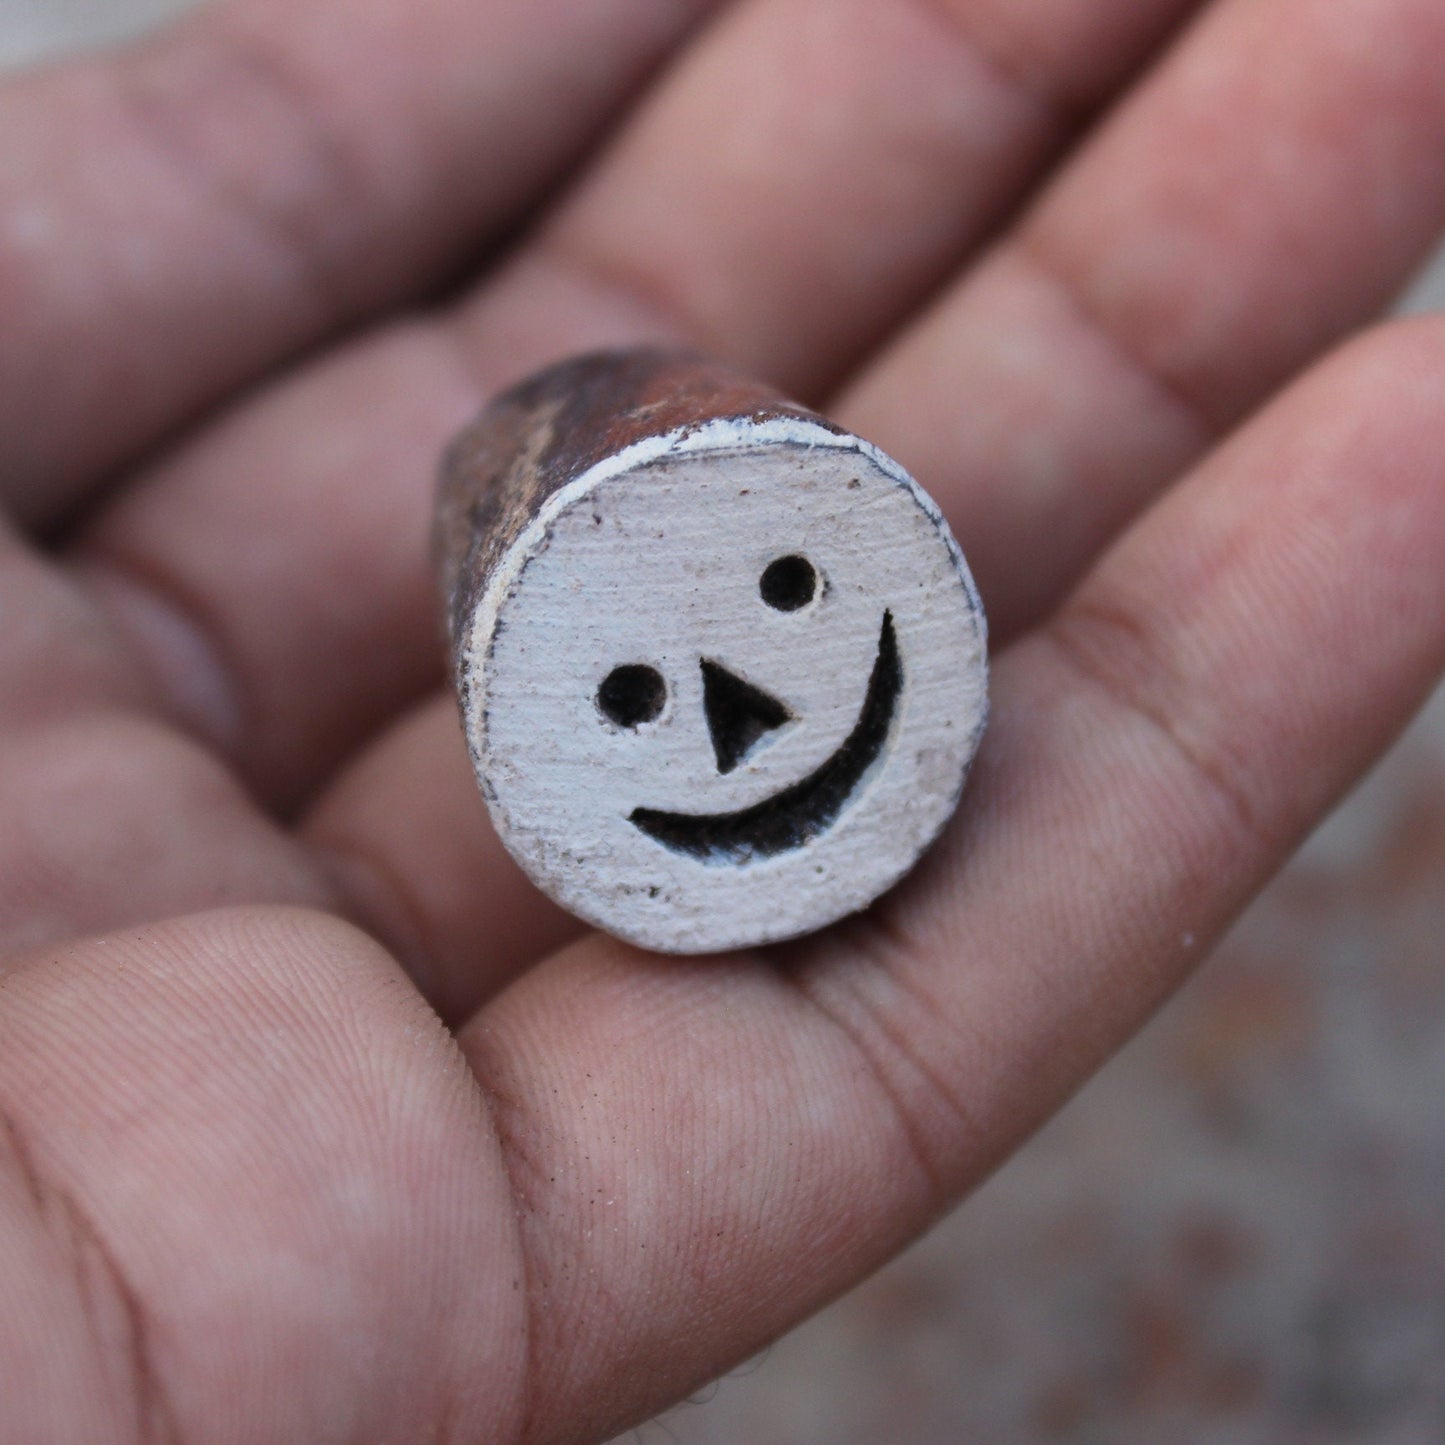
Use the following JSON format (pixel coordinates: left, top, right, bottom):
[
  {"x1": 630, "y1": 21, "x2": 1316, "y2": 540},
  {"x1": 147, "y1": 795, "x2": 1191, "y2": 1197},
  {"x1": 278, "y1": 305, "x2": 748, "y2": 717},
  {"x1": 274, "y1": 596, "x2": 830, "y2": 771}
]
[{"x1": 1, "y1": 0, "x2": 1444, "y2": 1439}]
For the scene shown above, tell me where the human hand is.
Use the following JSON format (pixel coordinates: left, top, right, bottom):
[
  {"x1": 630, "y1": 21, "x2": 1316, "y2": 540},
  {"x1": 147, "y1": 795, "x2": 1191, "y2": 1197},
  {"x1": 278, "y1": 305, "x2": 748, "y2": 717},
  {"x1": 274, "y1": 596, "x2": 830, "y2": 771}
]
[{"x1": 2, "y1": 0, "x2": 1444, "y2": 1439}]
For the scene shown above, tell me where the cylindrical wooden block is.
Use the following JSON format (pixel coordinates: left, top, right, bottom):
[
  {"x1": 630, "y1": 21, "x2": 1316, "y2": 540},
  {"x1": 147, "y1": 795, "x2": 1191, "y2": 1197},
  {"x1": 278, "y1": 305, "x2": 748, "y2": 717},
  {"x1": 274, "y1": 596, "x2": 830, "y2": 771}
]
[{"x1": 436, "y1": 350, "x2": 988, "y2": 954}]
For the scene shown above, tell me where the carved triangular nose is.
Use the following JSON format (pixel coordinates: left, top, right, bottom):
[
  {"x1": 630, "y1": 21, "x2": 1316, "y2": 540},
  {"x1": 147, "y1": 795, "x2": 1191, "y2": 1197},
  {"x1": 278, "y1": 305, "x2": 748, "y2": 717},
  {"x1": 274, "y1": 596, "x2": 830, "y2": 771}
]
[{"x1": 700, "y1": 660, "x2": 792, "y2": 774}]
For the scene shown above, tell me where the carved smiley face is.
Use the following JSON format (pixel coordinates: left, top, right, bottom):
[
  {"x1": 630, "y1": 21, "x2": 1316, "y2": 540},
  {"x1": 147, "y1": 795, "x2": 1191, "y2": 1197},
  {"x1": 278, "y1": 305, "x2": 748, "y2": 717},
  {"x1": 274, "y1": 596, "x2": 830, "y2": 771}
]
[{"x1": 469, "y1": 416, "x2": 988, "y2": 953}]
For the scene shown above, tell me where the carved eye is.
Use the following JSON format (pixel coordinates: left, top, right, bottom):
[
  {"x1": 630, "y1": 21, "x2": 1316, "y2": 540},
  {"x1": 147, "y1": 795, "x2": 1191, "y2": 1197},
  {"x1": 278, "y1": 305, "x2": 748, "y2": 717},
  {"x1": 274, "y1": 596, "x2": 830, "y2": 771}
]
[
  {"x1": 597, "y1": 665, "x2": 667, "y2": 728},
  {"x1": 760, "y1": 555, "x2": 818, "y2": 612}
]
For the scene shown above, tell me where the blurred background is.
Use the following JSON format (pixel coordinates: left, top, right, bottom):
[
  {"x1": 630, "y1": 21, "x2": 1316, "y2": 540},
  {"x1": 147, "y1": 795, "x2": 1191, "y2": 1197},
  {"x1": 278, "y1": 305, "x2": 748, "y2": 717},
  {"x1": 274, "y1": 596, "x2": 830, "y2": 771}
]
[{"x1": 4, "y1": 3, "x2": 1444, "y2": 1442}]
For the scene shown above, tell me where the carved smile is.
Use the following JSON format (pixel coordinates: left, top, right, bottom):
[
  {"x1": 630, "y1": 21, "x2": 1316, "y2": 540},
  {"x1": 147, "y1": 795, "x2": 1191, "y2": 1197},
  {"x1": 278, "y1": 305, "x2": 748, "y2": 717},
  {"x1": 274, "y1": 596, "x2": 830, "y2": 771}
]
[{"x1": 630, "y1": 613, "x2": 902, "y2": 864}]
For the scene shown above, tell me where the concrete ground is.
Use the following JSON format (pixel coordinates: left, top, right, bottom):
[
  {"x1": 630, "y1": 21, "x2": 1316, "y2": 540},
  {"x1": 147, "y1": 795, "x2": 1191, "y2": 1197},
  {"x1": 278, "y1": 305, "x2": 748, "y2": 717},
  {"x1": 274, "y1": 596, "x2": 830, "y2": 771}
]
[{"x1": 5, "y1": 5, "x2": 1445, "y2": 1441}]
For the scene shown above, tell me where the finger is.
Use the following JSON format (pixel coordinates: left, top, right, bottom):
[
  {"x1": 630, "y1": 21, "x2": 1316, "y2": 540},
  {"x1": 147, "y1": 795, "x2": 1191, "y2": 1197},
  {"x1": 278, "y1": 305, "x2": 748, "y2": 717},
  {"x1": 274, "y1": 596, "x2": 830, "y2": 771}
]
[
  {"x1": 74, "y1": 0, "x2": 1202, "y2": 807},
  {"x1": 0, "y1": 527, "x2": 331, "y2": 963},
  {"x1": 446, "y1": 315, "x2": 1445, "y2": 1441},
  {"x1": 839, "y1": 0, "x2": 1445, "y2": 641},
  {"x1": 303, "y1": 695, "x2": 582, "y2": 1024},
  {"x1": 0, "y1": 709, "x2": 333, "y2": 965},
  {"x1": 0, "y1": 0, "x2": 727, "y2": 525},
  {"x1": 0, "y1": 908, "x2": 528, "y2": 1441},
  {"x1": 458, "y1": 0, "x2": 1203, "y2": 399}
]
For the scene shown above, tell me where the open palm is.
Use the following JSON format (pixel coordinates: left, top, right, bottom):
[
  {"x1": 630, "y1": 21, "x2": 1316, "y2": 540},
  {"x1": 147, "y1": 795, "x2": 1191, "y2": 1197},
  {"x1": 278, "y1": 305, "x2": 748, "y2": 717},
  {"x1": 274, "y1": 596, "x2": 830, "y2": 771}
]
[{"x1": 3, "y1": 0, "x2": 1444, "y2": 1439}]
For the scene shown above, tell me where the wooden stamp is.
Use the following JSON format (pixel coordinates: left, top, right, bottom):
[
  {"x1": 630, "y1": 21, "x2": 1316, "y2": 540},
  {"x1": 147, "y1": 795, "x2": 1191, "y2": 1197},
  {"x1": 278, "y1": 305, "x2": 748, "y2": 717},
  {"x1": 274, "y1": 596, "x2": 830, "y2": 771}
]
[{"x1": 436, "y1": 350, "x2": 988, "y2": 954}]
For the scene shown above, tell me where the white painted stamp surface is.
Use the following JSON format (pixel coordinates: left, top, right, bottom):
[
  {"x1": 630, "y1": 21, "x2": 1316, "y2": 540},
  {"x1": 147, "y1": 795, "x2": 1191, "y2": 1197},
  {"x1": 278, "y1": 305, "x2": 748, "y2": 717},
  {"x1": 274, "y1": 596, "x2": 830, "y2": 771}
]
[{"x1": 465, "y1": 419, "x2": 988, "y2": 953}]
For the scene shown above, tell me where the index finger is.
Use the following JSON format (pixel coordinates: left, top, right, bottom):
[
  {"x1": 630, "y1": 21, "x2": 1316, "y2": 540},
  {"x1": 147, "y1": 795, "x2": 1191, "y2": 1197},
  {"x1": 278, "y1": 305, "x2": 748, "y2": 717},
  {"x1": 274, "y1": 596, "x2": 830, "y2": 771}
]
[{"x1": 0, "y1": 0, "x2": 726, "y2": 525}]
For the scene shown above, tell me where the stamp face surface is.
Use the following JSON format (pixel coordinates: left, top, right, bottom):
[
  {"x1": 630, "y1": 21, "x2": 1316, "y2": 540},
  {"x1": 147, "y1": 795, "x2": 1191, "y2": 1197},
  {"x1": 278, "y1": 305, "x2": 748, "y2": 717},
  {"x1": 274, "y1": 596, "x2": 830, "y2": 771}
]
[{"x1": 467, "y1": 417, "x2": 988, "y2": 953}]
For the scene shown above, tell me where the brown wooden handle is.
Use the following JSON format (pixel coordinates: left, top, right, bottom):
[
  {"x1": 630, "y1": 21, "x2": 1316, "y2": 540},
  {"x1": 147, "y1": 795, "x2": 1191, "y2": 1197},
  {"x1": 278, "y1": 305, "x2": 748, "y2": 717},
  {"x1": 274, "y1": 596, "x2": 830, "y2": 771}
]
[{"x1": 436, "y1": 349, "x2": 832, "y2": 655}]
